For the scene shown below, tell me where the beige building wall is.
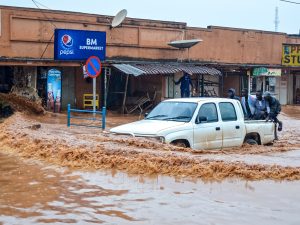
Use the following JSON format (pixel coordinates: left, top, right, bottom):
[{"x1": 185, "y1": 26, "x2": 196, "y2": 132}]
[{"x1": 0, "y1": 5, "x2": 299, "y2": 65}]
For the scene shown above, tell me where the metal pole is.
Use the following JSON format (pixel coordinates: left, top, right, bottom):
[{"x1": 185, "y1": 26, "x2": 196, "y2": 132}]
[
  {"x1": 197, "y1": 75, "x2": 200, "y2": 96},
  {"x1": 122, "y1": 75, "x2": 129, "y2": 114},
  {"x1": 248, "y1": 74, "x2": 251, "y2": 95},
  {"x1": 67, "y1": 104, "x2": 71, "y2": 127},
  {"x1": 93, "y1": 77, "x2": 96, "y2": 117},
  {"x1": 104, "y1": 67, "x2": 107, "y2": 107},
  {"x1": 173, "y1": 74, "x2": 175, "y2": 98},
  {"x1": 102, "y1": 107, "x2": 106, "y2": 130},
  {"x1": 201, "y1": 75, "x2": 204, "y2": 97}
]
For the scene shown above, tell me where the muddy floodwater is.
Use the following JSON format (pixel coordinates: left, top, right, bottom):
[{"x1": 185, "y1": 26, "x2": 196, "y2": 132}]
[
  {"x1": 1, "y1": 152, "x2": 300, "y2": 225},
  {"x1": 1, "y1": 105, "x2": 300, "y2": 224}
]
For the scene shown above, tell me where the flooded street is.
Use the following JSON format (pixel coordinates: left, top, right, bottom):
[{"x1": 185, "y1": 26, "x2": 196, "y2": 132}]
[
  {"x1": 1, "y1": 106, "x2": 300, "y2": 224},
  {"x1": 1, "y1": 152, "x2": 300, "y2": 225}
]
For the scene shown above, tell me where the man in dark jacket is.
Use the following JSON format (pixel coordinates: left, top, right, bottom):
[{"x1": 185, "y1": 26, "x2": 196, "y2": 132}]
[
  {"x1": 227, "y1": 88, "x2": 240, "y2": 100},
  {"x1": 174, "y1": 73, "x2": 193, "y2": 98},
  {"x1": 264, "y1": 91, "x2": 283, "y2": 131}
]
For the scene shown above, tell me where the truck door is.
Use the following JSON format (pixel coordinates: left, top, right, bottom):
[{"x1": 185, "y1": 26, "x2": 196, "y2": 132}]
[
  {"x1": 218, "y1": 102, "x2": 244, "y2": 148},
  {"x1": 193, "y1": 103, "x2": 223, "y2": 150}
]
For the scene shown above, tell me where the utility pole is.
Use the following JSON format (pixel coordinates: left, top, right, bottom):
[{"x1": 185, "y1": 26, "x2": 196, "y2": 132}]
[{"x1": 274, "y1": 6, "x2": 280, "y2": 32}]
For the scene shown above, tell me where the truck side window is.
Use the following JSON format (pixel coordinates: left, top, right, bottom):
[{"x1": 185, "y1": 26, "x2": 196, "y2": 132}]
[
  {"x1": 219, "y1": 102, "x2": 237, "y2": 121},
  {"x1": 197, "y1": 103, "x2": 218, "y2": 123}
]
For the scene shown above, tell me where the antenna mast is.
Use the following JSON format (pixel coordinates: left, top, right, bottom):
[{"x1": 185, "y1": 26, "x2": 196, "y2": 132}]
[{"x1": 274, "y1": 6, "x2": 280, "y2": 32}]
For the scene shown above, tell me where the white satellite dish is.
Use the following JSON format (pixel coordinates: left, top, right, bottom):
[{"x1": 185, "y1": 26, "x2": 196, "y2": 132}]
[
  {"x1": 111, "y1": 9, "x2": 127, "y2": 28},
  {"x1": 168, "y1": 39, "x2": 203, "y2": 49}
]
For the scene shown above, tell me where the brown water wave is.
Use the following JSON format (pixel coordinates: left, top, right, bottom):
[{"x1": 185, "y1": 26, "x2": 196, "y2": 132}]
[{"x1": 1, "y1": 113, "x2": 300, "y2": 181}]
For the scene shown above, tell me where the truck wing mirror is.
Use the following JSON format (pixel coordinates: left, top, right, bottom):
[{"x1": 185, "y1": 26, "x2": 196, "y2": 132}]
[
  {"x1": 196, "y1": 116, "x2": 207, "y2": 124},
  {"x1": 144, "y1": 112, "x2": 149, "y2": 118}
]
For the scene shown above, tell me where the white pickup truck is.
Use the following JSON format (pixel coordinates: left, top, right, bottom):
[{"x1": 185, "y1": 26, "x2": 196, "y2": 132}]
[{"x1": 110, "y1": 98, "x2": 275, "y2": 150}]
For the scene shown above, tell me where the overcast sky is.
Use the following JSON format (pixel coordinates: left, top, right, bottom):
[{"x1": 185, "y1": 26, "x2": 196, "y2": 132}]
[{"x1": 1, "y1": 0, "x2": 299, "y2": 34}]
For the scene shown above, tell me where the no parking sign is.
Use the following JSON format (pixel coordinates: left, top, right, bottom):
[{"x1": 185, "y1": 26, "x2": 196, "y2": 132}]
[{"x1": 85, "y1": 56, "x2": 102, "y2": 78}]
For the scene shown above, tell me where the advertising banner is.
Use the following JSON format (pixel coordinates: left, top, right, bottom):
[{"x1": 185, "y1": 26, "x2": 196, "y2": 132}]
[
  {"x1": 54, "y1": 29, "x2": 106, "y2": 61},
  {"x1": 47, "y1": 69, "x2": 62, "y2": 113},
  {"x1": 252, "y1": 67, "x2": 281, "y2": 77},
  {"x1": 282, "y1": 44, "x2": 300, "y2": 66}
]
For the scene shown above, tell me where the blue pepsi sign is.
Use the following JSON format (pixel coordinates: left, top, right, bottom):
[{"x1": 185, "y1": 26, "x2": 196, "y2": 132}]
[{"x1": 54, "y1": 29, "x2": 106, "y2": 61}]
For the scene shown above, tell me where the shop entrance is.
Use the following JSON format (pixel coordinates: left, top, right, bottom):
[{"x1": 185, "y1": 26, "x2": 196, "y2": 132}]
[
  {"x1": 250, "y1": 76, "x2": 280, "y2": 99},
  {"x1": 294, "y1": 73, "x2": 300, "y2": 104},
  {"x1": 37, "y1": 68, "x2": 48, "y2": 108},
  {"x1": 167, "y1": 73, "x2": 221, "y2": 98},
  {"x1": 0, "y1": 67, "x2": 13, "y2": 93}
]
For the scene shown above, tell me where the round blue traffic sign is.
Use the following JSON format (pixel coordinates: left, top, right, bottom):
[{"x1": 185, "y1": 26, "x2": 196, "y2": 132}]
[{"x1": 85, "y1": 56, "x2": 102, "y2": 78}]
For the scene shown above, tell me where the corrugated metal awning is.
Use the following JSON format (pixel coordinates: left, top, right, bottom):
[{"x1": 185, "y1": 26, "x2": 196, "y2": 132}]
[
  {"x1": 112, "y1": 64, "x2": 145, "y2": 76},
  {"x1": 134, "y1": 64, "x2": 181, "y2": 75},
  {"x1": 178, "y1": 65, "x2": 222, "y2": 76},
  {"x1": 112, "y1": 63, "x2": 222, "y2": 76}
]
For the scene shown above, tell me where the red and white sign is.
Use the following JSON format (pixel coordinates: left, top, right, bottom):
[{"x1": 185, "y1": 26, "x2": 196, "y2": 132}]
[{"x1": 85, "y1": 56, "x2": 102, "y2": 78}]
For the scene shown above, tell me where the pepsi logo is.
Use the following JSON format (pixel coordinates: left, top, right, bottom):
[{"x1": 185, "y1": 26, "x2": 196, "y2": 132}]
[{"x1": 61, "y1": 34, "x2": 73, "y2": 48}]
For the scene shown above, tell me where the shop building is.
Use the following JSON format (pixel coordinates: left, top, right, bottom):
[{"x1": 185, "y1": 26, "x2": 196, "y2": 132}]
[
  {"x1": 1, "y1": 5, "x2": 300, "y2": 113},
  {"x1": 281, "y1": 43, "x2": 300, "y2": 104}
]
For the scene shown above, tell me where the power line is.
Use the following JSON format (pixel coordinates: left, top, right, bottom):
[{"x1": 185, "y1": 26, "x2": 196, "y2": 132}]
[
  {"x1": 40, "y1": 32, "x2": 55, "y2": 59},
  {"x1": 31, "y1": 0, "x2": 56, "y2": 28},
  {"x1": 30, "y1": 0, "x2": 56, "y2": 59},
  {"x1": 31, "y1": 0, "x2": 51, "y2": 9},
  {"x1": 280, "y1": 0, "x2": 300, "y2": 5}
]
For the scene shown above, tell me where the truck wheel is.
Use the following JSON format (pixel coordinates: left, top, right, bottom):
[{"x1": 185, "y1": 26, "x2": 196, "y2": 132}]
[
  {"x1": 172, "y1": 140, "x2": 189, "y2": 148},
  {"x1": 246, "y1": 139, "x2": 258, "y2": 145},
  {"x1": 265, "y1": 142, "x2": 274, "y2": 146}
]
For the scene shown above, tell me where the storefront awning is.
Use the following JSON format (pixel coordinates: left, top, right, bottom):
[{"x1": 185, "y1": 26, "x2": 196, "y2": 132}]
[
  {"x1": 112, "y1": 64, "x2": 145, "y2": 76},
  {"x1": 112, "y1": 63, "x2": 222, "y2": 76},
  {"x1": 134, "y1": 64, "x2": 181, "y2": 75},
  {"x1": 178, "y1": 65, "x2": 222, "y2": 76}
]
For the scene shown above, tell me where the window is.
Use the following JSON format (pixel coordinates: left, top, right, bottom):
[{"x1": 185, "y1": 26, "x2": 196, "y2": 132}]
[
  {"x1": 219, "y1": 102, "x2": 237, "y2": 121},
  {"x1": 146, "y1": 102, "x2": 198, "y2": 122},
  {"x1": 197, "y1": 103, "x2": 218, "y2": 123}
]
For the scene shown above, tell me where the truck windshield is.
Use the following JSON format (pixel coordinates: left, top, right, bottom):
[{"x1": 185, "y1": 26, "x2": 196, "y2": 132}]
[{"x1": 146, "y1": 102, "x2": 197, "y2": 122}]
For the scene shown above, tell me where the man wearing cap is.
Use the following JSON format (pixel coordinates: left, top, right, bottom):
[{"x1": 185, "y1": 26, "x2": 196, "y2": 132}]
[
  {"x1": 227, "y1": 88, "x2": 240, "y2": 101},
  {"x1": 264, "y1": 91, "x2": 283, "y2": 131}
]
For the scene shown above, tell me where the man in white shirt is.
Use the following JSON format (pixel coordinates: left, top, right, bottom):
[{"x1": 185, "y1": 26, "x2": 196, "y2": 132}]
[{"x1": 241, "y1": 88, "x2": 256, "y2": 119}]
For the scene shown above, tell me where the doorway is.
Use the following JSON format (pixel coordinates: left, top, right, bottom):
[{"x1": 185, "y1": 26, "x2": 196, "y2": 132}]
[
  {"x1": 294, "y1": 74, "x2": 300, "y2": 104},
  {"x1": 0, "y1": 67, "x2": 13, "y2": 93}
]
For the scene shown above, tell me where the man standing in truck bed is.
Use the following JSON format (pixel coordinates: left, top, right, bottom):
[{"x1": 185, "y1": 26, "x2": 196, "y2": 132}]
[
  {"x1": 264, "y1": 91, "x2": 283, "y2": 131},
  {"x1": 253, "y1": 90, "x2": 269, "y2": 120}
]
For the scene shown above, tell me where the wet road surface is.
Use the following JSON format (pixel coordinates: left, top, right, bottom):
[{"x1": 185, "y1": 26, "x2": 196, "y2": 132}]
[
  {"x1": 200, "y1": 149, "x2": 300, "y2": 167},
  {"x1": 1, "y1": 152, "x2": 300, "y2": 225}
]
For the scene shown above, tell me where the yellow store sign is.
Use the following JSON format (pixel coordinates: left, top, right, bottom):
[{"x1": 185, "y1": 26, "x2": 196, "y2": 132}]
[{"x1": 282, "y1": 44, "x2": 300, "y2": 66}]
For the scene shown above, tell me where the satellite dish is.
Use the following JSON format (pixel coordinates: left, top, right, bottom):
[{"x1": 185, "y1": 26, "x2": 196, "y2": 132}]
[
  {"x1": 111, "y1": 9, "x2": 127, "y2": 28},
  {"x1": 168, "y1": 39, "x2": 203, "y2": 49}
]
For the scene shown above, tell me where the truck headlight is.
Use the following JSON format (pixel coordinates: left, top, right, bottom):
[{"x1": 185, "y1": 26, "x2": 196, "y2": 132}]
[
  {"x1": 154, "y1": 136, "x2": 165, "y2": 143},
  {"x1": 159, "y1": 136, "x2": 165, "y2": 143}
]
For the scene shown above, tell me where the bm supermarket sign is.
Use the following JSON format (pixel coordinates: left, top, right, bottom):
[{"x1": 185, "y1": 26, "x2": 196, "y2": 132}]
[
  {"x1": 282, "y1": 44, "x2": 300, "y2": 66},
  {"x1": 54, "y1": 29, "x2": 106, "y2": 61}
]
